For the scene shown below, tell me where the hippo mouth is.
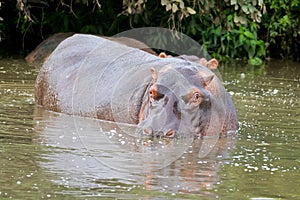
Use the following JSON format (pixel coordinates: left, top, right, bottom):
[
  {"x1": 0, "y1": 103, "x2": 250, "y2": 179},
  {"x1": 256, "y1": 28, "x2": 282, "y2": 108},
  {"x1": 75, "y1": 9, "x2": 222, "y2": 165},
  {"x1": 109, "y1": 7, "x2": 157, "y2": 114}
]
[{"x1": 138, "y1": 126, "x2": 177, "y2": 138}]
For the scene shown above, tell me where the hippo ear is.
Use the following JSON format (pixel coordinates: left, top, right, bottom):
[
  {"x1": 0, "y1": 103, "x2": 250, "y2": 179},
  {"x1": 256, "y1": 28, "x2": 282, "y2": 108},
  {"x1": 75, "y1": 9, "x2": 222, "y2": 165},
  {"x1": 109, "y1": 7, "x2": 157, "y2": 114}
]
[
  {"x1": 158, "y1": 52, "x2": 168, "y2": 58},
  {"x1": 150, "y1": 67, "x2": 158, "y2": 83},
  {"x1": 203, "y1": 75, "x2": 214, "y2": 87},
  {"x1": 207, "y1": 58, "x2": 218, "y2": 70}
]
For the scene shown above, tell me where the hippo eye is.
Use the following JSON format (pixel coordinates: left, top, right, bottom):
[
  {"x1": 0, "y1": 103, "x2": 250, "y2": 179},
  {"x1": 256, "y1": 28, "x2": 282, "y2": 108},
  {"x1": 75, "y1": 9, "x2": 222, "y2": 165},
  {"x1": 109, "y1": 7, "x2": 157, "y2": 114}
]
[
  {"x1": 149, "y1": 90, "x2": 155, "y2": 99},
  {"x1": 182, "y1": 90, "x2": 202, "y2": 104},
  {"x1": 194, "y1": 92, "x2": 200, "y2": 100}
]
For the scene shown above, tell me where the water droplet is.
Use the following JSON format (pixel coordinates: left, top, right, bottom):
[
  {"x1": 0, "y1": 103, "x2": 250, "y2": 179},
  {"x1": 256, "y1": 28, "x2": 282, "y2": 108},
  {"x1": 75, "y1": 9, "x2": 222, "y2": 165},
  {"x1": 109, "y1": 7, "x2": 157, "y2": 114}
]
[{"x1": 110, "y1": 129, "x2": 117, "y2": 133}]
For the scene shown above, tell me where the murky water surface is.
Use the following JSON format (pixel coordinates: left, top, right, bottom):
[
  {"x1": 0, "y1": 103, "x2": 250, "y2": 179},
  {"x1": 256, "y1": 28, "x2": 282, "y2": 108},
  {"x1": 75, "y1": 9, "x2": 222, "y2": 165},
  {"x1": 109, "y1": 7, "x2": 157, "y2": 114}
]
[{"x1": 0, "y1": 58, "x2": 299, "y2": 199}]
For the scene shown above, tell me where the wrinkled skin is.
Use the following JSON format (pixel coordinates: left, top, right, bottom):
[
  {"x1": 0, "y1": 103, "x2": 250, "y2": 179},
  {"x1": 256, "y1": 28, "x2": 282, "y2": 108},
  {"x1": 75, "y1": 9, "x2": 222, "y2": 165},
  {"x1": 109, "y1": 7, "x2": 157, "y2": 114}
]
[
  {"x1": 35, "y1": 34, "x2": 238, "y2": 138},
  {"x1": 138, "y1": 66, "x2": 214, "y2": 137}
]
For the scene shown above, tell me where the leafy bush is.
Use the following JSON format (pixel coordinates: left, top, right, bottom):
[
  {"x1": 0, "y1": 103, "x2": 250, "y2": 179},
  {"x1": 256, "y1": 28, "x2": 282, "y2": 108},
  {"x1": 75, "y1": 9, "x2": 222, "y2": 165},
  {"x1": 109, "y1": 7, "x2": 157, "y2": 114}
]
[
  {"x1": 121, "y1": 0, "x2": 266, "y2": 61},
  {"x1": 262, "y1": 0, "x2": 300, "y2": 59},
  {"x1": 0, "y1": 0, "x2": 299, "y2": 61}
]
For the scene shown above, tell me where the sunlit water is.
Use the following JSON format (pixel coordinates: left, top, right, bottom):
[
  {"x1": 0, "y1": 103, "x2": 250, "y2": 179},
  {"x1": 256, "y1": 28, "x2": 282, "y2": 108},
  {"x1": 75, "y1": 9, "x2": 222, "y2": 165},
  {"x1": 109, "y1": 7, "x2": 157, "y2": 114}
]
[{"x1": 0, "y1": 58, "x2": 299, "y2": 199}]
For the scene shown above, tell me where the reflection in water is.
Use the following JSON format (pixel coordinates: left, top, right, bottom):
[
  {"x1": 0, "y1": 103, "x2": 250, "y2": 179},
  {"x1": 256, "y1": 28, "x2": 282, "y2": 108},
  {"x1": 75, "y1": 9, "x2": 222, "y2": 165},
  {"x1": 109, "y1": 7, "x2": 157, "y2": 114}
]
[{"x1": 33, "y1": 106, "x2": 236, "y2": 196}]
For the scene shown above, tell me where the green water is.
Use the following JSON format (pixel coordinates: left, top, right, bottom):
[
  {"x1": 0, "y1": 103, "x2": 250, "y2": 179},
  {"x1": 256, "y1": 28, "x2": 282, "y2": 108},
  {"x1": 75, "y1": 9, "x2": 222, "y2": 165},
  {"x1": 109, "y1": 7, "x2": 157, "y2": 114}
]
[{"x1": 0, "y1": 58, "x2": 299, "y2": 199}]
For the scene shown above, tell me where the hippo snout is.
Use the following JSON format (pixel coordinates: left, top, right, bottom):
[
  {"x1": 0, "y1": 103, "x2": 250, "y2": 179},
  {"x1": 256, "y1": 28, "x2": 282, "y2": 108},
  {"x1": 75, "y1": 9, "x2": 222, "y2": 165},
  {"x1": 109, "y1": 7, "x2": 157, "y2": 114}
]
[{"x1": 138, "y1": 126, "x2": 176, "y2": 138}]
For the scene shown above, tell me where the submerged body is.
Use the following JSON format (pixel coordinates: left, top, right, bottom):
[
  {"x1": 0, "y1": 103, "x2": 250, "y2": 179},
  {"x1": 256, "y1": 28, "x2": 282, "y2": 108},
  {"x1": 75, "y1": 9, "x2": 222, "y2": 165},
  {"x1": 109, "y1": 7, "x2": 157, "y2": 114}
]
[{"x1": 35, "y1": 34, "x2": 238, "y2": 137}]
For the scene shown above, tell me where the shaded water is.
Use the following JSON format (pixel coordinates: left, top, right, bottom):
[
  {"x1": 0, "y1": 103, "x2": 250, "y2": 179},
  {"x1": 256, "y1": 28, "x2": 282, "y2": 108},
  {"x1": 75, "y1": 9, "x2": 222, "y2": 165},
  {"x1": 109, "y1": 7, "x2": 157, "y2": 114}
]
[{"x1": 0, "y1": 58, "x2": 299, "y2": 199}]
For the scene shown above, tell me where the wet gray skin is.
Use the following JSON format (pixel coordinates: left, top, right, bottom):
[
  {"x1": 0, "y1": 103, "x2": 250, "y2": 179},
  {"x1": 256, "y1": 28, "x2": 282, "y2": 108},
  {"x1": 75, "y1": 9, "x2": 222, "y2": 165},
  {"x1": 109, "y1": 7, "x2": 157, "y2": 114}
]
[
  {"x1": 35, "y1": 34, "x2": 238, "y2": 139},
  {"x1": 138, "y1": 65, "x2": 213, "y2": 138}
]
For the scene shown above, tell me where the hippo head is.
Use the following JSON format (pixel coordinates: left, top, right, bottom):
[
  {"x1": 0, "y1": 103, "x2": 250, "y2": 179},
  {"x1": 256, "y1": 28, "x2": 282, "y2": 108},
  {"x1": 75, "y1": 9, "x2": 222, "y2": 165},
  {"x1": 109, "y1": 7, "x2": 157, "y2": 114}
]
[{"x1": 138, "y1": 64, "x2": 215, "y2": 138}]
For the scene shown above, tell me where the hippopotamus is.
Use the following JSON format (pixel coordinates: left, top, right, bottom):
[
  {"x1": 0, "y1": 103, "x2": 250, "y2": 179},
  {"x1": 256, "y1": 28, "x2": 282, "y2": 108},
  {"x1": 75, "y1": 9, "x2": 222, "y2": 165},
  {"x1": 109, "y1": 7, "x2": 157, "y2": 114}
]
[{"x1": 35, "y1": 34, "x2": 238, "y2": 138}]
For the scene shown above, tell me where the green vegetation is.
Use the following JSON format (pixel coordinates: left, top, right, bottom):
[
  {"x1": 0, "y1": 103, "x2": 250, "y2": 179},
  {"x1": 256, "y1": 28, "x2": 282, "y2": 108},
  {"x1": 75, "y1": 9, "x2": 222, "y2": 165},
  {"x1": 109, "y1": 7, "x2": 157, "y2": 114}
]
[
  {"x1": 0, "y1": 0, "x2": 299, "y2": 62},
  {"x1": 262, "y1": 0, "x2": 300, "y2": 59}
]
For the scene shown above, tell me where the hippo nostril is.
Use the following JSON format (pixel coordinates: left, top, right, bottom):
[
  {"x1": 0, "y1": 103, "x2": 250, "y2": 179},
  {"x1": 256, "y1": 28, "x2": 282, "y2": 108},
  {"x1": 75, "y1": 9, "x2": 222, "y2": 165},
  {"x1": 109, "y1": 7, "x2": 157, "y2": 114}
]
[
  {"x1": 143, "y1": 127, "x2": 153, "y2": 135},
  {"x1": 165, "y1": 130, "x2": 175, "y2": 137}
]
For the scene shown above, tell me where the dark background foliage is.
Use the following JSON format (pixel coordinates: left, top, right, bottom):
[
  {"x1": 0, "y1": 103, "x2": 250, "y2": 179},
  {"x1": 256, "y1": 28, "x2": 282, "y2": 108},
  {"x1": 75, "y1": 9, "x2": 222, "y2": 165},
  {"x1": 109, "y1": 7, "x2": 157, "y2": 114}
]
[{"x1": 0, "y1": 0, "x2": 299, "y2": 62}]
